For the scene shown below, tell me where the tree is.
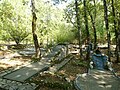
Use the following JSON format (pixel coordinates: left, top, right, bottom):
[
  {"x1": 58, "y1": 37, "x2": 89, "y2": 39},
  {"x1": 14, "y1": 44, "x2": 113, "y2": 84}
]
[
  {"x1": 111, "y1": 0, "x2": 119, "y2": 62},
  {"x1": 88, "y1": 0, "x2": 97, "y2": 49},
  {"x1": 0, "y1": 0, "x2": 30, "y2": 45},
  {"x1": 103, "y1": 0, "x2": 111, "y2": 61},
  {"x1": 31, "y1": 0, "x2": 41, "y2": 58},
  {"x1": 75, "y1": 0, "x2": 82, "y2": 57},
  {"x1": 0, "y1": 0, "x2": 13, "y2": 42},
  {"x1": 83, "y1": 0, "x2": 90, "y2": 61},
  {"x1": 35, "y1": 0, "x2": 75, "y2": 45},
  {"x1": 117, "y1": 13, "x2": 120, "y2": 62}
]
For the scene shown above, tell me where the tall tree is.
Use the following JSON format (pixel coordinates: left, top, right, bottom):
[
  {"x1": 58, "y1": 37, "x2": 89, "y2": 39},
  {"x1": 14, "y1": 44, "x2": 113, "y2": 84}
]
[
  {"x1": 83, "y1": 0, "x2": 91, "y2": 73},
  {"x1": 31, "y1": 0, "x2": 41, "y2": 58},
  {"x1": 111, "y1": 0, "x2": 119, "y2": 62},
  {"x1": 75, "y1": 0, "x2": 82, "y2": 57},
  {"x1": 88, "y1": 0, "x2": 97, "y2": 49},
  {"x1": 117, "y1": 13, "x2": 120, "y2": 62},
  {"x1": 103, "y1": 0, "x2": 111, "y2": 61},
  {"x1": 83, "y1": 0, "x2": 90, "y2": 61}
]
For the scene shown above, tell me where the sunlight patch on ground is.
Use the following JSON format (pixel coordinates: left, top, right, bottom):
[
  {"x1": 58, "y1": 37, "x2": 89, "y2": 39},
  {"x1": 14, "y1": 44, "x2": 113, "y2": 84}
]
[
  {"x1": 0, "y1": 64, "x2": 11, "y2": 69},
  {"x1": 0, "y1": 60, "x2": 24, "y2": 67},
  {"x1": 0, "y1": 50, "x2": 30, "y2": 70}
]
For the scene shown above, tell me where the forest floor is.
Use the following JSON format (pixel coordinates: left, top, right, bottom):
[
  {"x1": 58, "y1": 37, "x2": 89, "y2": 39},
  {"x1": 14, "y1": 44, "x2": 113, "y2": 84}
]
[
  {"x1": 29, "y1": 54, "x2": 88, "y2": 90},
  {"x1": 0, "y1": 46, "x2": 120, "y2": 90}
]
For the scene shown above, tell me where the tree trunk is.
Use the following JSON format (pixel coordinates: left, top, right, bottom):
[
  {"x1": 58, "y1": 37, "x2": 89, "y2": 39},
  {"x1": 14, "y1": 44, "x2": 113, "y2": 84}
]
[
  {"x1": 103, "y1": 0, "x2": 111, "y2": 61},
  {"x1": 88, "y1": 11, "x2": 97, "y2": 49},
  {"x1": 83, "y1": 0, "x2": 90, "y2": 73},
  {"x1": 83, "y1": 0, "x2": 90, "y2": 61},
  {"x1": 118, "y1": 13, "x2": 120, "y2": 52},
  {"x1": 75, "y1": 0, "x2": 82, "y2": 57},
  {"x1": 31, "y1": 0, "x2": 41, "y2": 58},
  {"x1": 111, "y1": 0, "x2": 119, "y2": 62},
  {"x1": 117, "y1": 13, "x2": 120, "y2": 62}
]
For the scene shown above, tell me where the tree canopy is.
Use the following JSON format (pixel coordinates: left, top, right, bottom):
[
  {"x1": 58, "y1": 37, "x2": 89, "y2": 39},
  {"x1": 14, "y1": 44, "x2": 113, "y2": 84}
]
[{"x1": 0, "y1": 0, "x2": 120, "y2": 61}]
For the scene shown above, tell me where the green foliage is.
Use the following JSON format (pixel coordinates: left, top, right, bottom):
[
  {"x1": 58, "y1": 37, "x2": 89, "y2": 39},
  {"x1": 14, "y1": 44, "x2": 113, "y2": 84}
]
[
  {"x1": 1, "y1": 30, "x2": 11, "y2": 42},
  {"x1": 35, "y1": 0, "x2": 77, "y2": 45},
  {"x1": 8, "y1": 28, "x2": 29, "y2": 45},
  {"x1": 0, "y1": 0, "x2": 120, "y2": 46},
  {"x1": 0, "y1": 0, "x2": 78, "y2": 46},
  {"x1": 0, "y1": 0, "x2": 31, "y2": 44},
  {"x1": 64, "y1": 0, "x2": 120, "y2": 44},
  {"x1": 54, "y1": 24, "x2": 77, "y2": 44}
]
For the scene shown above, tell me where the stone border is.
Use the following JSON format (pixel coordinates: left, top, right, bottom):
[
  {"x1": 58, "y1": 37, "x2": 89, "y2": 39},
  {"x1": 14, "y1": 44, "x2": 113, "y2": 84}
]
[
  {"x1": 0, "y1": 78, "x2": 37, "y2": 90},
  {"x1": 49, "y1": 55, "x2": 73, "y2": 73}
]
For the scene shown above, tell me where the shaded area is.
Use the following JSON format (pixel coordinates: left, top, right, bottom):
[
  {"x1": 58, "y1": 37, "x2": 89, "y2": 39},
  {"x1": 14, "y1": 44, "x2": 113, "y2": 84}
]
[
  {"x1": 3, "y1": 62, "x2": 50, "y2": 82},
  {"x1": 75, "y1": 69, "x2": 120, "y2": 90},
  {"x1": 29, "y1": 54, "x2": 87, "y2": 90}
]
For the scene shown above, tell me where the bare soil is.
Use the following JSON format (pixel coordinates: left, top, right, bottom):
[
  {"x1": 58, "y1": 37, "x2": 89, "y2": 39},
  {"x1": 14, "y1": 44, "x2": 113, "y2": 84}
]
[
  {"x1": 0, "y1": 48, "x2": 120, "y2": 90},
  {"x1": 29, "y1": 55, "x2": 89, "y2": 90}
]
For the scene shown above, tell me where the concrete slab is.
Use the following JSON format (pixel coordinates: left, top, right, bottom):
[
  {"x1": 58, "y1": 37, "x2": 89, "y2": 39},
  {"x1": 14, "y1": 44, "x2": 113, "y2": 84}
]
[
  {"x1": 75, "y1": 69, "x2": 120, "y2": 90},
  {"x1": 49, "y1": 56, "x2": 73, "y2": 73},
  {"x1": 18, "y1": 47, "x2": 47, "y2": 57},
  {"x1": 3, "y1": 62, "x2": 50, "y2": 82},
  {"x1": 52, "y1": 45, "x2": 65, "y2": 51}
]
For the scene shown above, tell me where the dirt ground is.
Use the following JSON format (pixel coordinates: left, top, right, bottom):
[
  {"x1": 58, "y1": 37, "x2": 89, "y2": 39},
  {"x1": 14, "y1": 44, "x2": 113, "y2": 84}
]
[
  {"x1": 0, "y1": 49, "x2": 88, "y2": 90},
  {"x1": 29, "y1": 54, "x2": 120, "y2": 90},
  {"x1": 0, "y1": 48, "x2": 120, "y2": 90},
  {"x1": 29, "y1": 54, "x2": 88, "y2": 90},
  {"x1": 0, "y1": 50, "x2": 32, "y2": 72}
]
